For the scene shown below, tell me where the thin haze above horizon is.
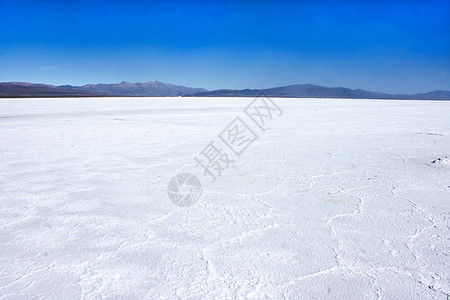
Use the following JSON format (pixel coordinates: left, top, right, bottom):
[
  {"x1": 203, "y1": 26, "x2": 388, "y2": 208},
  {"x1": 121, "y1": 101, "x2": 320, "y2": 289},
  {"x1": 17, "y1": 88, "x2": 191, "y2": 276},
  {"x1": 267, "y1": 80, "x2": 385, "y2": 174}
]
[{"x1": 0, "y1": 0, "x2": 449, "y2": 94}]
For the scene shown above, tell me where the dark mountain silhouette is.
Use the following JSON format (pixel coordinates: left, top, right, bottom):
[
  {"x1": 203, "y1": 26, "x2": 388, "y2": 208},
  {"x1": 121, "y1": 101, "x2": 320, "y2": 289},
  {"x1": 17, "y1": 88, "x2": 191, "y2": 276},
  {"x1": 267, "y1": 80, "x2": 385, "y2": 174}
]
[
  {"x1": 1, "y1": 81, "x2": 449, "y2": 100},
  {"x1": 408, "y1": 90, "x2": 450, "y2": 100},
  {"x1": 0, "y1": 81, "x2": 207, "y2": 98},
  {"x1": 191, "y1": 84, "x2": 450, "y2": 100},
  {"x1": 0, "y1": 82, "x2": 111, "y2": 98},
  {"x1": 59, "y1": 80, "x2": 207, "y2": 96}
]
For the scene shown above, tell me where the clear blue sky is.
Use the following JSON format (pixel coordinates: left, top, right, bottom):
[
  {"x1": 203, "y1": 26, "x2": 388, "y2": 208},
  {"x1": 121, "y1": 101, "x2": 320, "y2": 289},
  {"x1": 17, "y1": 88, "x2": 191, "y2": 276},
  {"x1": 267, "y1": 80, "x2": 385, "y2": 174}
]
[{"x1": 0, "y1": 0, "x2": 449, "y2": 93}]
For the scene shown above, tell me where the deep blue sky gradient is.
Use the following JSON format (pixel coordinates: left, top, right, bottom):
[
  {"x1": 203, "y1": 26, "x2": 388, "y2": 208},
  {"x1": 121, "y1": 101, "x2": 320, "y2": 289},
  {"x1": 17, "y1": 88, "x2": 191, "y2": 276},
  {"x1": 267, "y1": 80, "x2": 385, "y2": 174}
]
[{"x1": 0, "y1": 0, "x2": 449, "y2": 93}]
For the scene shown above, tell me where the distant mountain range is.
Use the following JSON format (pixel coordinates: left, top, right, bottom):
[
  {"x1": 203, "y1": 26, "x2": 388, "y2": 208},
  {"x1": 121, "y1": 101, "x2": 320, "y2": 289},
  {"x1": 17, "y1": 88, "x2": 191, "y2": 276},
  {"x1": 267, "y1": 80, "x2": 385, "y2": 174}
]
[
  {"x1": 59, "y1": 81, "x2": 207, "y2": 96},
  {"x1": 0, "y1": 82, "x2": 111, "y2": 98},
  {"x1": 1, "y1": 81, "x2": 449, "y2": 100},
  {"x1": 190, "y1": 84, "x2": 450, "y2": 100},
  {"x1": 0, "y1": 81, "x2": 206, "y2": 98}
]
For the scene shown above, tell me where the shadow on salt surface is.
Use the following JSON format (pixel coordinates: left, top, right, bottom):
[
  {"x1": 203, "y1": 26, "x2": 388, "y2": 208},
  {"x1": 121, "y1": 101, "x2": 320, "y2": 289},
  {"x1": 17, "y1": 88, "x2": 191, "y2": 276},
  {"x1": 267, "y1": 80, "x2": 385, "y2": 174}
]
[{"x1": 431, "y1": 157, "x2": 450, "y2": 168}]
